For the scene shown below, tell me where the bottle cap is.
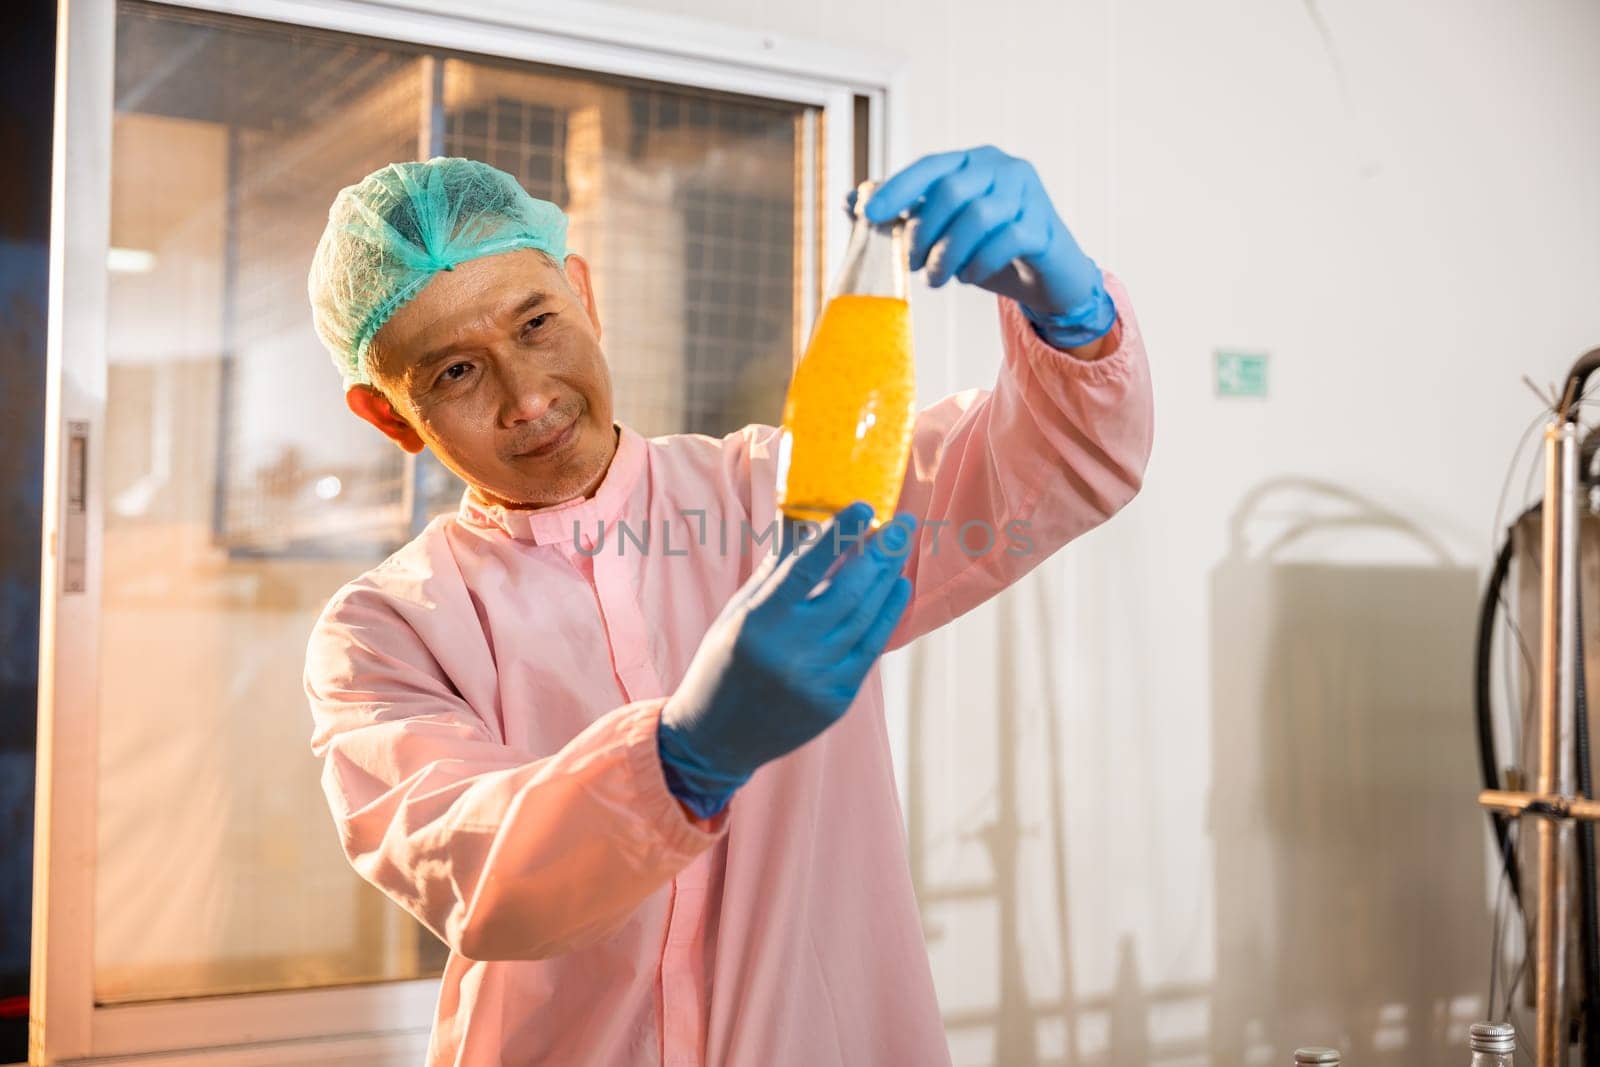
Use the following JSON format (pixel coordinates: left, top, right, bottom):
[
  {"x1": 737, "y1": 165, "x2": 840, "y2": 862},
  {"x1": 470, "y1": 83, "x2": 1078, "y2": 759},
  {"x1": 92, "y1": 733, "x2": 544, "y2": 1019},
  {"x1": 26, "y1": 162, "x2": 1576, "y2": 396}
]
[
  {"x1": 1469, "y1": 1021, "x2": 1515, "y2": 1053},
  {"x1": 1293, "y1": 1049, "x2": 1341, "y2": 1065}
]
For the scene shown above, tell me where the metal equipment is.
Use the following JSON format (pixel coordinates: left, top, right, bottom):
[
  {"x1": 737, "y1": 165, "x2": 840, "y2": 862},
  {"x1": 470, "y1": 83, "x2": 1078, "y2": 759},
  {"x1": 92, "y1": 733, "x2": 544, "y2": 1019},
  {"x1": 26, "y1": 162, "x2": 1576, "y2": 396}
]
[{"x1": 1480, "y1": 347, "x2": 1600, "y2": 1067}]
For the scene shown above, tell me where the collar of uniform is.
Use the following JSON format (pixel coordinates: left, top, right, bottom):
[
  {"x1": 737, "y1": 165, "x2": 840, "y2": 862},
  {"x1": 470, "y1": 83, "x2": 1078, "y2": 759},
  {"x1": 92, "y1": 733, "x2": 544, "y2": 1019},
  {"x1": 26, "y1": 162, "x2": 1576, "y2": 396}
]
[{"x1": 456, "y1": 423, "x2": 644, "y2": 547}]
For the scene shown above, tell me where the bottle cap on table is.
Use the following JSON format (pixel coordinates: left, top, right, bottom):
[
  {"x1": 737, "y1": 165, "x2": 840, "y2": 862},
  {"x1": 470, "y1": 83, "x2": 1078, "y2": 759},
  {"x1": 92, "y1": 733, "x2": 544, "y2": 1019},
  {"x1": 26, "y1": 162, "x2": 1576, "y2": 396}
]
[{"x1": 1469, "y1": 1021, "x2": 1515, "y2": 1053}]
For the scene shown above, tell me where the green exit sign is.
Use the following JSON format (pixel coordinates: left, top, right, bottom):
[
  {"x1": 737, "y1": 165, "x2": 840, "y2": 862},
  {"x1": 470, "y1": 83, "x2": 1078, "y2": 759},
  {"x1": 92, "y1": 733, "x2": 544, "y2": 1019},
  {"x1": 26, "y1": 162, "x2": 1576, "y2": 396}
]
[{"x1": 1216, "y1": 350, "x2": 1269, "y2": 398}]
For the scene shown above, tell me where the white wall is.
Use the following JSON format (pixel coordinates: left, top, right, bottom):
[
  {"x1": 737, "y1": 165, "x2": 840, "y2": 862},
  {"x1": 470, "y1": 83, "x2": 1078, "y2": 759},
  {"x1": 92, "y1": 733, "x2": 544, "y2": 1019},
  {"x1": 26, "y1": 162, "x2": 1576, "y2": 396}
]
[{"x1": 618, "y1": 0, "x2": 1600, "y2": 1063}]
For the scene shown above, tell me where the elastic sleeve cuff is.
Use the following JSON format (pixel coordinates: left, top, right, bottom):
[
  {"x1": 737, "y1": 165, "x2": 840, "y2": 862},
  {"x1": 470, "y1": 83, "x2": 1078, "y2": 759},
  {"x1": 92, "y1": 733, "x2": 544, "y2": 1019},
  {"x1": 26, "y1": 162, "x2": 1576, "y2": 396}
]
[
  {"x1": 619, "y1": 700, "x2": 733, "y2": 844},
  {"x1": 662, "y1": 763, "x2": 738, "y2": 819},
  {"x1": 999, "y1": 272, "x2": 1140, "y2": 383}
]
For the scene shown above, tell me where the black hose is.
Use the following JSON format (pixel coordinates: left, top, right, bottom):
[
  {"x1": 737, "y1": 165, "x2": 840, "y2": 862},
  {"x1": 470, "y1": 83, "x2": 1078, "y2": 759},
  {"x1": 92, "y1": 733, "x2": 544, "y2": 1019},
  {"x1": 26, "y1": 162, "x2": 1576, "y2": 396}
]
[
  {"x1": 1577, "y1": 604, "x2": 1600, "y2": 1066},
  {"x1": 1560, "y1": 346, "x2": 1600, "y2": 422},
  {"x1": 1476, "y1": 529, "x2": 1522, "y2": 904}
]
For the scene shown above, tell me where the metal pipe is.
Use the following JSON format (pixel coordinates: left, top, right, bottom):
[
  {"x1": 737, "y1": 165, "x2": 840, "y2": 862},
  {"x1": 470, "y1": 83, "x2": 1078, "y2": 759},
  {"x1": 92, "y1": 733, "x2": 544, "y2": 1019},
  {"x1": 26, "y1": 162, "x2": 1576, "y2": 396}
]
[
  {"x1": 1535, "y1": 420, "x2": 1580, "y2": 1066},
  {"x1": 1480, "y1": 790, "x2": 1600, "y2": 823}
]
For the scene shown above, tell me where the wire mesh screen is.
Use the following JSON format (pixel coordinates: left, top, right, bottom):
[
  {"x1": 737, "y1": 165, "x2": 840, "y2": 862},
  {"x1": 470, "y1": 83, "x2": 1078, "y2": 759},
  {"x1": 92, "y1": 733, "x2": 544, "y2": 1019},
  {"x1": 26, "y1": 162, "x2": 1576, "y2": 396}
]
[
  {"x1": 679, "y1": 182, "x2": 794, "y2": 436},
  {"x1": 445, "y1": 96, "x2": 570, "y2": 206},
  {"x1": 113, "y1": 3, "x2": 428, "y2": 558},
  {"x1": 414, "y1": 59, "x2": 808, "y2": 519},
  {"x1": 223, "y1": 74, "x2": 425, "y2": 556},
  {"x1": 113, "y1": 21, "x2": 820, "y2": 548}
]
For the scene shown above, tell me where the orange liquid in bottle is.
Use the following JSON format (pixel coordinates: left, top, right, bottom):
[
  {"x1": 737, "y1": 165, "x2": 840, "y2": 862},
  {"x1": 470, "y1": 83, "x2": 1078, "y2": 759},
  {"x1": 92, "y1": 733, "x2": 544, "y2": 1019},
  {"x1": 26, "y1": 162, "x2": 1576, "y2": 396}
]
[{"x1": 776, "y1": 294, "x2": 915, "y2": 527}]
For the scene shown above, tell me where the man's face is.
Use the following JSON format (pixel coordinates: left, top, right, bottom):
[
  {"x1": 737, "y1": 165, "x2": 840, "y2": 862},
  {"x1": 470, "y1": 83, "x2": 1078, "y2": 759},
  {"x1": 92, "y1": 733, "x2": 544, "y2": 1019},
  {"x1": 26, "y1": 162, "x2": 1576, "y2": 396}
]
[{"x1": 348, "y1": 249, "x2": 616, "y2": 510}]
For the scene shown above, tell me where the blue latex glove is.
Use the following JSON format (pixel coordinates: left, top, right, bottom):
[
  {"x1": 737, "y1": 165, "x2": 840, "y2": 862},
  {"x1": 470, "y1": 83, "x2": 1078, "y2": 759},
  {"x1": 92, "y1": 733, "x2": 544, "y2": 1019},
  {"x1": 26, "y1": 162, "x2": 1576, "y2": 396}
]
[
  {"x1": 658, "y1": 503, "x2": 917, "y2": 818},
  {"x1": 860, "y1": 145, "x2": 1117, "y2": 349}
]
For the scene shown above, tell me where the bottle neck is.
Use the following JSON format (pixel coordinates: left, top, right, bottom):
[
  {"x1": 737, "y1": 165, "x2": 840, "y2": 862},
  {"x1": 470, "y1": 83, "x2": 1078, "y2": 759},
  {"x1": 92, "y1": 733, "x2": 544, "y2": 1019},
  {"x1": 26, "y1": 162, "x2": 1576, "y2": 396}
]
[{"x1": 831, "y1": 211, "x2": 907, "y2": 301}]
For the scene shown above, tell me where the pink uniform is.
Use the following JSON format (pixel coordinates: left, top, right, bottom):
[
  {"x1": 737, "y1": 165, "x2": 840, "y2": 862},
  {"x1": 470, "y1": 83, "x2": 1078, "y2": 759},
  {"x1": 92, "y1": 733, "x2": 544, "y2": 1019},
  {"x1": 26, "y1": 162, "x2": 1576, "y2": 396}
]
[{"x1": 303, "y1": 282, "x2": 1154, "y2": 1066}]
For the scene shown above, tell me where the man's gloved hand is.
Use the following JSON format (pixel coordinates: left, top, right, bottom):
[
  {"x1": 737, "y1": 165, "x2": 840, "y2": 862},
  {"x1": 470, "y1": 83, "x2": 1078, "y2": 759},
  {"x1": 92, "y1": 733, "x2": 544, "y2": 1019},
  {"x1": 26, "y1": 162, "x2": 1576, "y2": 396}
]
[
  {"x1": 860, "y1": 144, "x2": 1117, "y2": 350},
  {"x1": 658, "y1": 502, "x2": 917, "y2": 818}
]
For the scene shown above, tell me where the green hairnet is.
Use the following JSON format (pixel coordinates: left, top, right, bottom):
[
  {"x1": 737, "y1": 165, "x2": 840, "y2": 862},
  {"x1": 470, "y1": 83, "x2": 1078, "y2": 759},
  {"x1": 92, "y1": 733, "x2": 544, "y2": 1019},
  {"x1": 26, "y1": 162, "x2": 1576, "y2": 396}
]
[{"x1": 307, "y1": 157, "x2": 570, "y2": 389}]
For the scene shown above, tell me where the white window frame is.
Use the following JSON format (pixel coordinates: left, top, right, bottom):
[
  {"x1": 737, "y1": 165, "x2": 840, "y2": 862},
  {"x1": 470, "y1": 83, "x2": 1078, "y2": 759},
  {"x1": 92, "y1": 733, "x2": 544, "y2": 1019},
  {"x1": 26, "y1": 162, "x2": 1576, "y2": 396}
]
[{"x1": 34, "y1": 0, "x2": 907, "y2": 1062}]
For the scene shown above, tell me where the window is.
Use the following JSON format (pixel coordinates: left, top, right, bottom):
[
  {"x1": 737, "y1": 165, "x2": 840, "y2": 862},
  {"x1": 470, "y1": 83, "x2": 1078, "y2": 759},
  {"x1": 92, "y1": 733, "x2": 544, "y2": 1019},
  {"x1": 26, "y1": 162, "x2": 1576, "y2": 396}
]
[
  {"x1": 97, "y1": 0, "x2": 821, "y2": 1005},
  {"x1": 40, "y1": 0, "x2": 887, "y2": 1057}
]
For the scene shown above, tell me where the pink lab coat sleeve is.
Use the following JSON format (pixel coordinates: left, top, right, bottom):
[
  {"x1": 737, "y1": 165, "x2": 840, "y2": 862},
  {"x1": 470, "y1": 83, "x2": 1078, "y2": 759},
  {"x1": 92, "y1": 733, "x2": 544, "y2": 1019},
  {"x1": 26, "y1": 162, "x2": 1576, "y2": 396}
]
[
  {"x1": 304, "y1": 582, "x2": 727, "y2": 964},
  {"x1": 887, "y1": 271, "x2": 1154, "y2": 650}
]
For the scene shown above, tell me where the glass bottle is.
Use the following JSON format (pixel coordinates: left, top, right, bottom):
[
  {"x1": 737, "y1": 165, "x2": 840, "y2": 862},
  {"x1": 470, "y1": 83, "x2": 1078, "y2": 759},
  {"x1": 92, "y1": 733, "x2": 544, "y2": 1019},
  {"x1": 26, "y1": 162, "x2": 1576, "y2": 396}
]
[
  {"x1": 775, "y1": 178, "x2": 915, "y2": 528},
  {"x1": 1293, "y1": 1048, "x2": 1341, "y2": 1066},
  {"x1": 1468, "y1": 1020, "x2": 1515, "y2": 1066}
]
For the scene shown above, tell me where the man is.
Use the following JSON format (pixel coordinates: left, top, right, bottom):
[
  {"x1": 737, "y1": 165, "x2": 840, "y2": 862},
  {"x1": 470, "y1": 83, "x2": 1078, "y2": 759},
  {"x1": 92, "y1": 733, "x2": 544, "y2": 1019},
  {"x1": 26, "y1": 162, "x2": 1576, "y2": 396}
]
[{"x1": 303, "y1": 145, "x2": 1153, "y2": 1066}]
